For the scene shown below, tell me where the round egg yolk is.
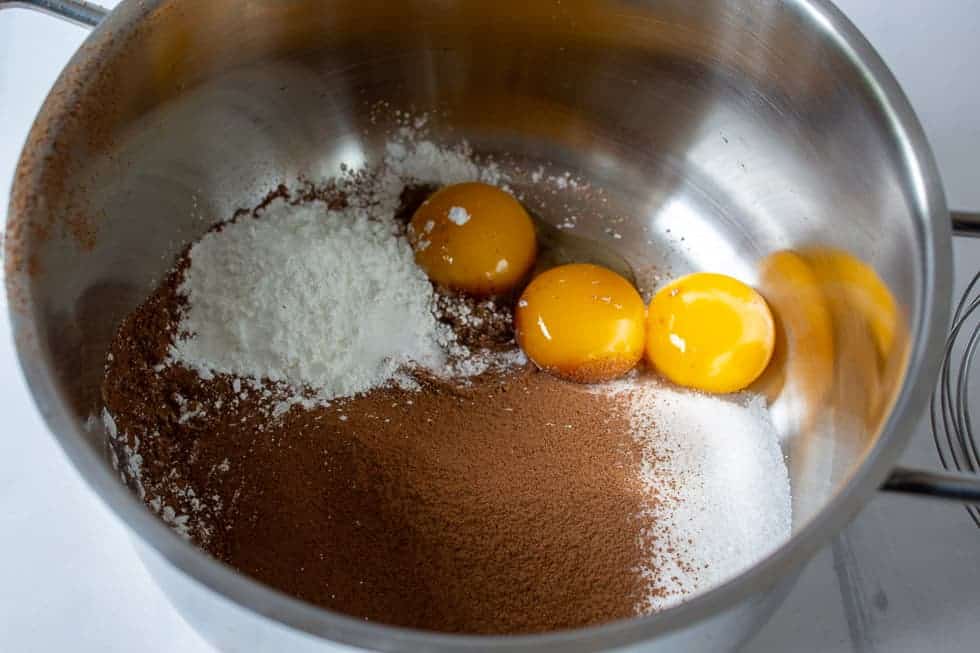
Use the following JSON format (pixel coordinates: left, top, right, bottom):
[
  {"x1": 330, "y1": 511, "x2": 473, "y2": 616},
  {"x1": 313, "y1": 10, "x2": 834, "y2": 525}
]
[
  {"x1": 408, "y1": 182, "x2": 536, "y2": 295},
  {"x1": 646, "y1": 272, "x2": 775, "y2": 394},
  {"x1": 515, "y1": 263, "x2": 646, "y2": 383}
]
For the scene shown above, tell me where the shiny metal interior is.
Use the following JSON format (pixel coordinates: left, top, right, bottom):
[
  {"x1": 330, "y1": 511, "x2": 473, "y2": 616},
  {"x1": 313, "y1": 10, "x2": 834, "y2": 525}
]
[{"x1": 4, "y1": 0, "x2": 950, "y2": 651}]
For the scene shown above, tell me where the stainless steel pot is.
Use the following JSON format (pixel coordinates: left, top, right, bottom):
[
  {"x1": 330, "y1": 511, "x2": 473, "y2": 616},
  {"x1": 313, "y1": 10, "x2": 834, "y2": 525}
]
[{"x1": 4, "y1": 0, "x2": 980, "y2": 651}]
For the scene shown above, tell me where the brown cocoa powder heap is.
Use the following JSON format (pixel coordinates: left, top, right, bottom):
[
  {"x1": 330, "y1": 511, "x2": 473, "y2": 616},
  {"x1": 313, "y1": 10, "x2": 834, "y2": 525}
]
[{"x1": 102, "y1": 269, "x2": 662, "y2": 634}]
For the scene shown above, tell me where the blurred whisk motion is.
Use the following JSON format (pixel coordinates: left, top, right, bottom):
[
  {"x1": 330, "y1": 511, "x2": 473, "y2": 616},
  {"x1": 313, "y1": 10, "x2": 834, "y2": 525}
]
[{"x1": 932, "y1": 270, "x2": 980, "y2": 526}]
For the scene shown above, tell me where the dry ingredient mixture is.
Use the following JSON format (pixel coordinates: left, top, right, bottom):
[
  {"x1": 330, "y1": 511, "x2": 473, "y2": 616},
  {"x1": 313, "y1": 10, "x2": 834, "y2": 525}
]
[{"x1": 101, "y1": 127, "x2": 791, "y2": 634}]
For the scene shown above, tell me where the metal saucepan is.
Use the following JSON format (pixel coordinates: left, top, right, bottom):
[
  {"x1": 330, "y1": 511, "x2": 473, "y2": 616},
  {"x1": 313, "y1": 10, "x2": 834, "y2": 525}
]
[{"x1": 4, "y1": 0, "x2": 980, "y2": 651}]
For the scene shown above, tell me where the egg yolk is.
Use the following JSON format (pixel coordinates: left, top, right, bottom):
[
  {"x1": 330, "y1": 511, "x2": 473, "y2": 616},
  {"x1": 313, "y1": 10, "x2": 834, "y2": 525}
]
[
  {"x1": 408, "y1": 182, "x2": 536, "y2": 296},
  {"x1": 646, "y1": 272, "x2": 775, "y2": 394},
  {"x1": 515, "y1": 263, "x2": 646, "y2": 383}
]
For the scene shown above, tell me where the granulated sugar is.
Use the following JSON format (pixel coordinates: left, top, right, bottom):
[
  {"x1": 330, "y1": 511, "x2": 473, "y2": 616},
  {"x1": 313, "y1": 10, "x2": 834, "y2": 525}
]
[{"x1": 612, "y1": 381, "x2": 792, "y2": 611}]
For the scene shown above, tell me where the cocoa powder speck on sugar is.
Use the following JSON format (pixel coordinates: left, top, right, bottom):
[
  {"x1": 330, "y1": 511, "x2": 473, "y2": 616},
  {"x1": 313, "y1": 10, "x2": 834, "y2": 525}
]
[{"x1": 103, "y1": 267, "x2": 663, "y2": 633}]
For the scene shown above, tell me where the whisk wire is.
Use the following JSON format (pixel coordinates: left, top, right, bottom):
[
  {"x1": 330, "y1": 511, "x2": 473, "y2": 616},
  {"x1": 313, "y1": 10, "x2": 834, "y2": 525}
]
[{"x1": 932, "y1": 270, "x2": 980, "y2": 527}]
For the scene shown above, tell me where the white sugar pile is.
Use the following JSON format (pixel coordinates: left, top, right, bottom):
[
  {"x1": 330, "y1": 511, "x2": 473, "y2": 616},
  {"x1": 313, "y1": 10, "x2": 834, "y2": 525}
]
[{"x1": 611, "y1": 381, "x2": 792, "y2": 612}]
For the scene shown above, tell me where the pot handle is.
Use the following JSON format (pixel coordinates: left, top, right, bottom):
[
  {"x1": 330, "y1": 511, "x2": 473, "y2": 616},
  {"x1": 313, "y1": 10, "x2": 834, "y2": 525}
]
[
  {"x1": 952, "y1": 210, "x2": 980, "y2": 238},
  {"x1": 0, "y1": 0, "x2": 108, "y2": 28},
  {"x1": 883, "y1": 467, "x2": 980, "y2": 501},
  {"x1": 881, "y1": 212, "x2": 980, "y2": 502}
]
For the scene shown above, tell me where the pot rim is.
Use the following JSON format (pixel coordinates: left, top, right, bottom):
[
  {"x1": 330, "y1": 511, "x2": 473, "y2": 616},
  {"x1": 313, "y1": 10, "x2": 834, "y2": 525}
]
[{"x1": 4, "y1": 0, "x2": 953, "y2": 650}]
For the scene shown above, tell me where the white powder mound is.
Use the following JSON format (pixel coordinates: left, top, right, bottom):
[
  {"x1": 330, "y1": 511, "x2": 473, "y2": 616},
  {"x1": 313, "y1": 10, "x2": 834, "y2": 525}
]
[
  {"x1": 614, "y1": 381, "x2": 792, "y2": 612},
  {"x1": 383, "y1": 139, "x2": 504, "y2": 189},
  {"x1": 169, "y1": 197, "x2": 451, "y2": 399},
  {"x1": 368, "y1": 139, "x2": 507, "y2": 218}
]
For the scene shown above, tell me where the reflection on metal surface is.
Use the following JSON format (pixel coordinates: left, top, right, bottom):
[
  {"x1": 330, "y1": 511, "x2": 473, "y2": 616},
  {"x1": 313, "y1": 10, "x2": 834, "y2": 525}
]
[
  {"x1": 655, "y1": 197, "x2": 756, "y2": 282},
  {"x1": 756, "y1": 248, "x2": 907, "y2": 440},
  {"x1": 754, "y1": 251, "x2": 834, "y2": 434},
  {"x1": 804, "y1": 248, "x2": 899, "y2": 361},
  {"x1": 532, "y1": 212, "x2": 637, "y2": 285}
]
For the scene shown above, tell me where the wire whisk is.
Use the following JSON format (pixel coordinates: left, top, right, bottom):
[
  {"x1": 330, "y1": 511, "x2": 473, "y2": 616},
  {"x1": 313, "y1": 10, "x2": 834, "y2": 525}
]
[{"x1": 932, "y1": 269, "x2": 980, "y2": 526}]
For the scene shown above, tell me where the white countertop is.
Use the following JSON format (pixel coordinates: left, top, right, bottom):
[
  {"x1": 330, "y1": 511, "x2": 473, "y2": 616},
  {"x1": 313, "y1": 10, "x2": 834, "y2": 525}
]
[{"x1": 2, "y1": 2, "x2": 979, "y2": 651}]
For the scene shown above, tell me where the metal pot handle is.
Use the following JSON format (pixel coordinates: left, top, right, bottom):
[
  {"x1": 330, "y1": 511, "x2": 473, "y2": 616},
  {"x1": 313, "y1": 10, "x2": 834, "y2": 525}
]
[
  {"x1": 882, "y1": 213, "x2": 980, "y2": 503},
  {"x1": 883, "y1": 467, "x2": 980, "y2": 501},
  {"x1": 7, "y1": 0, "x2": 980, "y2": 505},
  {"x1": 952, "y1": 210, "x2": 980, "y2": 237},
  {"x1": 0, "y1": 0, "x2": 108, "y2": 27}
]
